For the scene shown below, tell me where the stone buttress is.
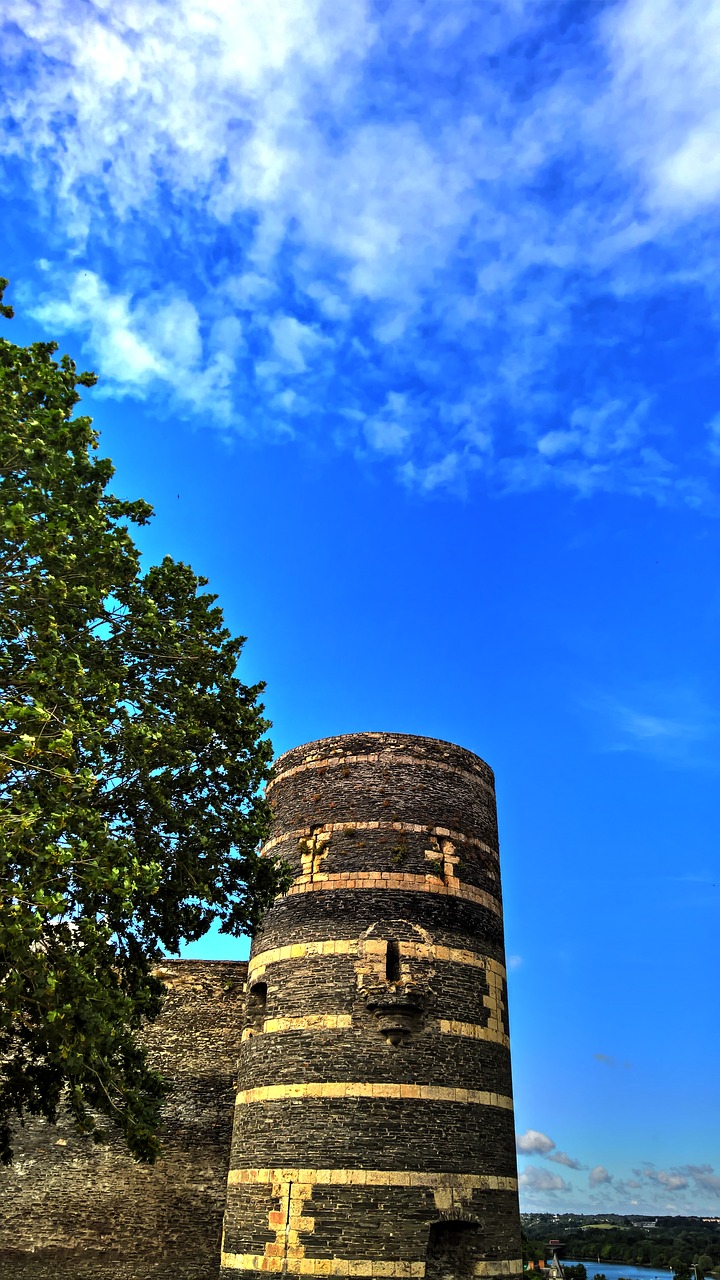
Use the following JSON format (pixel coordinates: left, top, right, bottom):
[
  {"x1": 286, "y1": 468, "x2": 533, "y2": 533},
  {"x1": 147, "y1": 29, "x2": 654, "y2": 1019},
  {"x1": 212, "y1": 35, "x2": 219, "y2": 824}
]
[{"x1": 220, "y1": 731, "x2": 522, "y2": 1280}]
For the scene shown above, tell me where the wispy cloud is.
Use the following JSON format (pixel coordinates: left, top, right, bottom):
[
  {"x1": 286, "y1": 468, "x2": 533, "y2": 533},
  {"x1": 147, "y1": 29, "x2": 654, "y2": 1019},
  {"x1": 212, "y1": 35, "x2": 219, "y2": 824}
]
[
  {"x1": 4, "y1": 0, "x2": 720, "y2": 498},
  {"x1": 518, "y1": 1155, "x2": 720, "y2": 1212},
  {"x1": 681, "y1": 1165, "x2": 720, "y2": 1197},
  {"x1": 642, "y1": 1163, "x2": 720, "y2": 1198},
  {"x1": 644, "y1": 1167, "x2": 689, "y2": 1191},
  {"x1": 608, "y1": 1164, "x2": 720, "y2": 1212},
  {"x1": 584, "y1": 684, "x2": 718, "y2": 766},
  {"x1": 548, "y1": 1151, "x2": 586, "y2": 1171},
  {"x1": 594, "y1": 1052, "x2": 633, "y2": 1069},
  {"x1": 516, "y1": 1129, "x2": 584, "y2": 1171}
]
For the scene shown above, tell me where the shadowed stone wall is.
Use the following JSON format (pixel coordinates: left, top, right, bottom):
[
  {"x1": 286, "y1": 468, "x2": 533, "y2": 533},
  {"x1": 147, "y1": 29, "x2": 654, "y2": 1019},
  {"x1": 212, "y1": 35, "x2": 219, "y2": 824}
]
[
  {"x1": 0, "y1": 959, "x2": 247, "y2": 1280},
  {"x1": 222, "y1": 731, "x2": 521, "y2": 1280}
]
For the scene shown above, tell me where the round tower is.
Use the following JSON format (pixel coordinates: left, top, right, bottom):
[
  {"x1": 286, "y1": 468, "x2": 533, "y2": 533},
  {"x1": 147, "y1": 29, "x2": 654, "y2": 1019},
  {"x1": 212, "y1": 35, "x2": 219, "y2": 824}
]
[{"x1": 221, "y1": 732, "x2": 521, "y2": 1280}]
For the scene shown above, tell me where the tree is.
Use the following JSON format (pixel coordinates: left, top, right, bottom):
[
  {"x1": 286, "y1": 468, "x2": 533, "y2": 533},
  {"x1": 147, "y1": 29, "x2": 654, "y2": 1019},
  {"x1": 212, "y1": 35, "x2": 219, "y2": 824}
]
[
  {"x1": 670, "y1": 1260, "x2": 691, "y2": 1280},
  {"x1": 0, "y1": 279, "x2": 286, "y2": 1163},
  {"x1": 696, "y1": 1257, "x2": 714, "y2": 1279}
]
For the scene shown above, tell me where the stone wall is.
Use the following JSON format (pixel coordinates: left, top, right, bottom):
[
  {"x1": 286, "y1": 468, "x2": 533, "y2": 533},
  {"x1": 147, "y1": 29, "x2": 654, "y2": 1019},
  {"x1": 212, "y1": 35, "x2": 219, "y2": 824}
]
[
  {"x1": 0, "y1": 959, "x2": 247, "y2": 1280},
  {"x1": 222, "y1": 732, "x2": 521, "y2": 1280},
  {"x1": 0, "y1": 730, "x2": 522, "y2": 1280}
]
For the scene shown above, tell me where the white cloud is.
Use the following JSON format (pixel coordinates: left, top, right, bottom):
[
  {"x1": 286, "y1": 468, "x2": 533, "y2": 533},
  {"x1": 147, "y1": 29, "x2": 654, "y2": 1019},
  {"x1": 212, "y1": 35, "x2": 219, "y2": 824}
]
[
  {"x1": 644, "y1": 1167, "x2": 689, "y2": 1191},
  {"x1": 516, "y1": 1128, "x2": 584, "y2": 1173},
  {"x1": 519, "y1": 1166, "x2": 570, "y2": 1193},
  {"x1": 400, "y1": 453, "x2": 465, "y2": 493},
  {"x1": 28, "y1": 271, "x2": 243, "y2": 422},
  {"x1": 517, "y1": 1129, "x2": 555, "y2": 1155},
  {"x1": 6, "y1": 0, "x2": 720, "y2": 496},
  {"x1": 268, "y1": 315, "x2": 328, "y2": 372},
  {"x1": 537, "y1": 430, "x2": 583, "y2": 460},
  {"x1": 589, "y1": 1165, "x2": 613, "y2": 1187},
  {"x1": 3, "y1": 0, "x2": 375, "y2": 227},
  {"x1": 602, "y1": 0, "x2": 720, "y2": 215},
  {"x1": 365, "y1": 418, "x2": 412, "y2": 455},
  {"x1": 31, "y1": 273, "x2": 165, "y2": 386},
  {"x1": 363, "y1": 393, "x2": 414, "y2": 456}
]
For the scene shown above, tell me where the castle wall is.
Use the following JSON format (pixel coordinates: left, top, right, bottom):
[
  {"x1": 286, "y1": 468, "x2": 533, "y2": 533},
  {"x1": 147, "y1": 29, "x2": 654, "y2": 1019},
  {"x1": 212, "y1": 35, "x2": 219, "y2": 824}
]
[
  {"x1": 1, "y1": 731, "x2": 522, "y2": 1280},
  {"x1": 0, "y1": 959, "x2": 246, "y2": 1280},
  {"x1": 222, "y1": 732, "x2": 521, "y2": 1280}
]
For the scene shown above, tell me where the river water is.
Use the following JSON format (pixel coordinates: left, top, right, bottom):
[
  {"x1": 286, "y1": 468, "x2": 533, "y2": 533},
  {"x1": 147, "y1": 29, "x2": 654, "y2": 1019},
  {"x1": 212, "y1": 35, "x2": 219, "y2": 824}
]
[{"x1": 560, "y1": 1260, "x2": 675, "y2": 1280}]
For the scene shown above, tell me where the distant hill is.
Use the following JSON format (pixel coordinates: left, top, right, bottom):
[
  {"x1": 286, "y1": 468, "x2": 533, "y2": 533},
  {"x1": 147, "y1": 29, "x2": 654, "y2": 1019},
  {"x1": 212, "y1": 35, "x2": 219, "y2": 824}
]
[{"x1": 520, "y1": 1214, "x2": 720, "y2": 1276}]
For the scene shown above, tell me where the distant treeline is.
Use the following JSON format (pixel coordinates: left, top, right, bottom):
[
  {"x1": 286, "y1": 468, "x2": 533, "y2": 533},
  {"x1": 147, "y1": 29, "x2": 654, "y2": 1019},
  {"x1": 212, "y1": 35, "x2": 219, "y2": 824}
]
[{"x1": 521, "y1": 1216, "x2": 720, "y2": 1277}]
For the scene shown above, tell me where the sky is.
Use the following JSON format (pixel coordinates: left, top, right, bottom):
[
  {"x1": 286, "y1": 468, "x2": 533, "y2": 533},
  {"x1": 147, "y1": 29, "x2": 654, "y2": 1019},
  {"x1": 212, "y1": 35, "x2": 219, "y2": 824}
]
[{"x1": 2, "y1": 0, "x2": 720, "y2": 1218}]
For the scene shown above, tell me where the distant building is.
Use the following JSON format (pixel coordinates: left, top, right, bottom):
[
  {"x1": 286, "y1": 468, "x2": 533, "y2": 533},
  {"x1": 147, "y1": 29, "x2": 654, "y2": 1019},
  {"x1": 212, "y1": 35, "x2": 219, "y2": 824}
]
[{"x1": 547, "y1": 1241, "x2": 565, "y2": 1280}]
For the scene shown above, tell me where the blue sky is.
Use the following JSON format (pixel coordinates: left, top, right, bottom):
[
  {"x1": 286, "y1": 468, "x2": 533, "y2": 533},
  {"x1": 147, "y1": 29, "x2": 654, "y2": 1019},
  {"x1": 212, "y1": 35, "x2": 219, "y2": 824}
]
[{"x1": 2, "y1": 0, "x2": 719, "y2": 1217}]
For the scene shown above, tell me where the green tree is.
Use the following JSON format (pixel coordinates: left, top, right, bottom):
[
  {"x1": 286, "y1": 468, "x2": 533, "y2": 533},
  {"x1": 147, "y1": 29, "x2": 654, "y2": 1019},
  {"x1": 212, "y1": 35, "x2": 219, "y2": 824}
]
[
  {"x1": 670, "y1": 1260, "x2": 691, "y2": 1280},
  {"x1": 696, "y1": 1256, "x2": 714, "y2": 1279},
  {"x1": 0, "y1": 280, "x2": 285, "y2": 1164}
]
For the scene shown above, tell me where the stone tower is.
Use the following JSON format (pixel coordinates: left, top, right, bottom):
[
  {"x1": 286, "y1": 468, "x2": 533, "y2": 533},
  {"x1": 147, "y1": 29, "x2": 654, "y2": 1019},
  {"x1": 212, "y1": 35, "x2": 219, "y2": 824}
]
[{"x1": 221, "y1": 732, "x2": 521, "y2": 1280}]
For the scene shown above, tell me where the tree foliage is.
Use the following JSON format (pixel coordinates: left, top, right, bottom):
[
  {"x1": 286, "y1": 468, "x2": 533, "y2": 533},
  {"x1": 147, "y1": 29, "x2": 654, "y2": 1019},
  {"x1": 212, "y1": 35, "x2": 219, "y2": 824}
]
[
  {"x1": 0, "y1": 279, "x2": 284, "y2": 1162},
  {"x1": 521, "y1": 1216, "x2": 720, "y2": 1274}
]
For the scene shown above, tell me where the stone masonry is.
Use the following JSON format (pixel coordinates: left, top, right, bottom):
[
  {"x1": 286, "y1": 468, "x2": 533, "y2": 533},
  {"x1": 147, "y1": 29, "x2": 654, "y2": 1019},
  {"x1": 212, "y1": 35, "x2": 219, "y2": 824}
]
[
  {"x1": 0, "y1": 960, "x2": 246, "y2": 1279},
  {"x1": 223, "y1": 732, "x2": 521, "y2": 1280},
  {"x1": 0, "y1": 732, "x2": 522, "y2": 1280}
]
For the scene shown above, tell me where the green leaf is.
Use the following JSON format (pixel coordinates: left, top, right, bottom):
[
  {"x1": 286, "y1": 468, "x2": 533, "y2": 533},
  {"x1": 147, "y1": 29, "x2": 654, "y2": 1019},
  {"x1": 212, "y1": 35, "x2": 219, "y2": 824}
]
[{"x1": 0, "y1": 277, "x2": 282, "y2": 1163}]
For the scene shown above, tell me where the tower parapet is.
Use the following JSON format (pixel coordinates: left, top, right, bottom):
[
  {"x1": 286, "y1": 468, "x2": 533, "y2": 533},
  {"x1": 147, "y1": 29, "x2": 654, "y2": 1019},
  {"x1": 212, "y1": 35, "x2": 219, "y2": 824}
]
[{"x1": 221, "y1": 731, "x2": 521, "y2": 1280}]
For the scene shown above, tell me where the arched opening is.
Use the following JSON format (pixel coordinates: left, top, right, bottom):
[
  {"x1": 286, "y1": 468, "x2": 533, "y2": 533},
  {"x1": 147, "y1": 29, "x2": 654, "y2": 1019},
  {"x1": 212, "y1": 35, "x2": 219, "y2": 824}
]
[
  {"x1": 247, "y1": 982, "x2": 267, "y2": 1012},
  {"x1": 385, "y1": 939, "x2": 401, "y2": 983},
  {"x1": 425, "y1": 1221, "x2": 480, "y2": 1280}
]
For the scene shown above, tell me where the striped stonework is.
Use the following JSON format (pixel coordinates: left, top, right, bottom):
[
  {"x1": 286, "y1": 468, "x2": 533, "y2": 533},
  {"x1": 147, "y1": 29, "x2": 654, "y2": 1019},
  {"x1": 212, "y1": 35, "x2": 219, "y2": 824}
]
[
  {"x1": 283, "y1": 869, "x2": 502, "y2": 915},
  {"x1": 246, "y1": 941, "x2": 509, "y2": 1048},
  {"x1": 234, "y1": 1083, "x2": 514, "y2": 1109},
  {"x1": 248, "y1": 941, "x2": 507, "y2": 978},
  {"x1": 242, "y1": 1014, "x2": 354, "y2": 1040},
  {"x1": 221, "y1": 1256, "x2": 426, "y2": 1275},
  {"x1": 221, "y1": 732, "x2": 521, "y2": 1280},
  {"x1": 226, "y1": 1170, "x2": 519, "y2": 1191},
  {"x1": 265, "y1": 743, "x2": 495, "y2": 799},
  {"x1": 222, "y1": 1170, "x2": 521, "y2": 1278},
  {"x1": 261, "y1": 821, "x2": 499, "y2": 861},
  {"x1": 220, "y1": 1255, "x2": 523, "y2": 1276}
]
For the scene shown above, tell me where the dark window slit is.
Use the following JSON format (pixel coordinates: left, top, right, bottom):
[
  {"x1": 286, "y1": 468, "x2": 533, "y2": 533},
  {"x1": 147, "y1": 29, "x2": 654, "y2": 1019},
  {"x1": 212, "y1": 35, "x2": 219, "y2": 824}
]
[{"x1": 385, "y1": 939, "x2": 401, "y2": 983}]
